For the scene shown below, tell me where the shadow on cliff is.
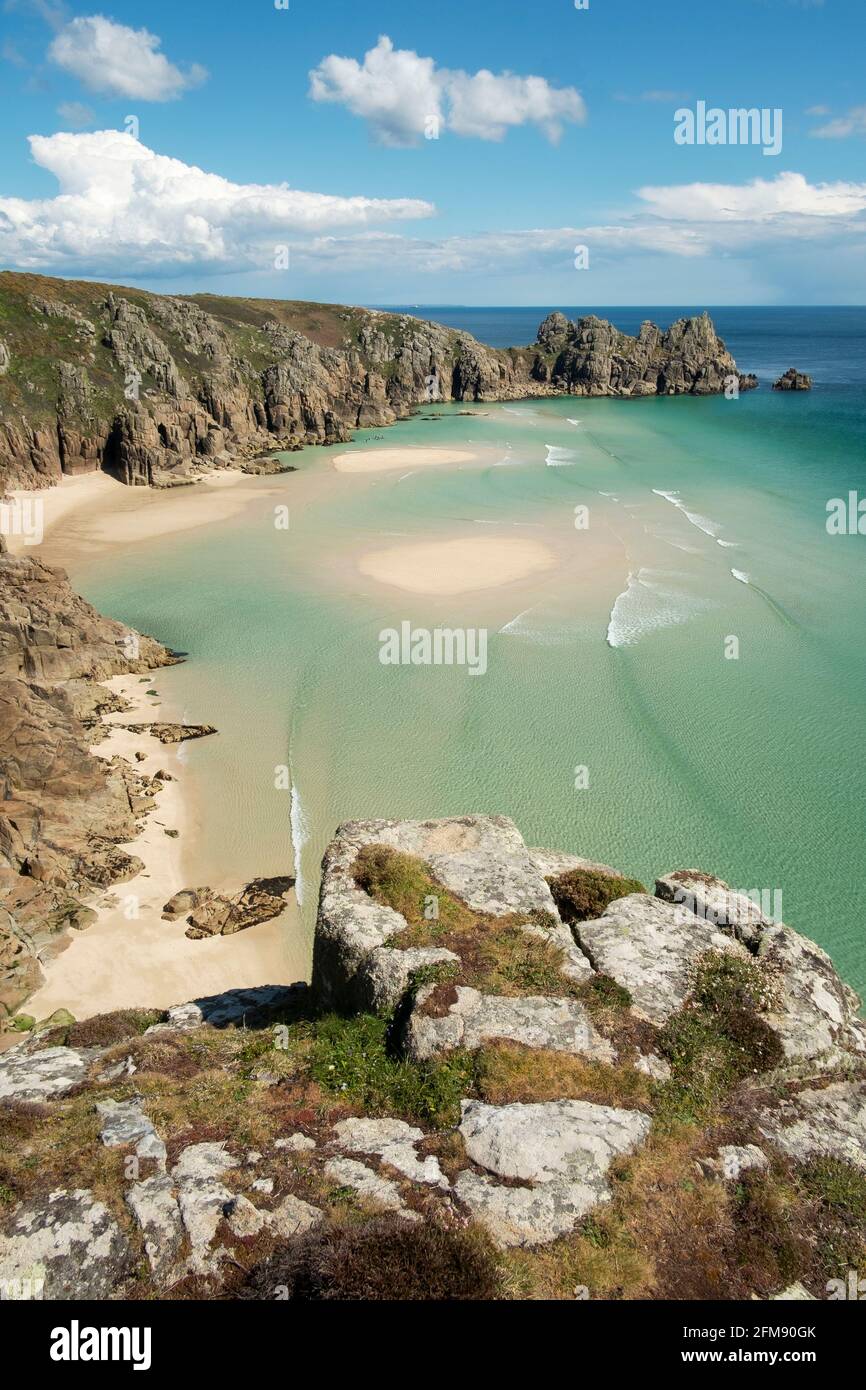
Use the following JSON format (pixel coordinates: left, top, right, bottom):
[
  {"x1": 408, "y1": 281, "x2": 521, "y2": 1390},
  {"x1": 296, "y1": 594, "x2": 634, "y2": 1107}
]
[{"x1": 183, "y1": 982, "x2": 316, "y2": 1030}]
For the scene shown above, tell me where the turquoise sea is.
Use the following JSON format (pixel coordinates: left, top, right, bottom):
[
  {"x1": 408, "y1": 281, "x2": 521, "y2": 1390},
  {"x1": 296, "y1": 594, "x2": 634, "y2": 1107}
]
[{"x1": 70, "y1": 308, "x2": 866, "y2": 995}]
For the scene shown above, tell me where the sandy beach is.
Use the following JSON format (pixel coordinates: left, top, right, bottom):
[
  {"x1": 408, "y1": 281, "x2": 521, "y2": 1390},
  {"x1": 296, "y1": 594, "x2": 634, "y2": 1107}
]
[
  {"x1": 24, "y1": 671, "x2": 296, "y2": 1021},
  {"x1": 358, "y1": 534, "x2": 557, "y2": 595},
  {"x1": 332, "y1": 446, "x2": 481, "y2": 474},
  {"x1": 7, "y1": 467, "x2": 302, "y2": 1023},
  {"x1": 5, "y1": 466, "x2": 278, "y2": 560}
]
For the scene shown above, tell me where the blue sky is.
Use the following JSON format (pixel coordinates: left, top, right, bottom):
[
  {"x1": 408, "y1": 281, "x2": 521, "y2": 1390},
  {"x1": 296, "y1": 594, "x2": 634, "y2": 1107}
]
[{"x1": 1, "y1": 0, "x2": 864, "y2": 304}]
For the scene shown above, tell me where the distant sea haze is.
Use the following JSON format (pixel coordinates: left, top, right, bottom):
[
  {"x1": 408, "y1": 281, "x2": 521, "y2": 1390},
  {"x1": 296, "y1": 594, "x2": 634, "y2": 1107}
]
[{"x1": 383, "y1": 307, "x2": 866, "y2": 390}]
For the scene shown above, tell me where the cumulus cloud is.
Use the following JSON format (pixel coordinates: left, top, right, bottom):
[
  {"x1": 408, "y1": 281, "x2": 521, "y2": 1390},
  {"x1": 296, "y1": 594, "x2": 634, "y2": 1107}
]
[
  {"x1": 48, "y1": 15, "x2": 207, "y2": 101},
  {"x1": 0, "y1": 133, "x2": 861, "y2": 288},
  {"x1": 309, "y1": 35, "x2": 585, "y2": 146},
  {"x1": 810, "y1": 105, "x2": 866, "y2": 139},
  {"x1": 0, "y1": 130, "x2": 436, "y2": 274}
]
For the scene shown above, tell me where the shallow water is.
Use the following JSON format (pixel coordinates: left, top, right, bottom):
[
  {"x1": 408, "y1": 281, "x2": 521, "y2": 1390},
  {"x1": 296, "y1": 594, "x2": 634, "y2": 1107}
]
[{"x1": 71, "y1": 321, "x2": 866, "y2": 995}]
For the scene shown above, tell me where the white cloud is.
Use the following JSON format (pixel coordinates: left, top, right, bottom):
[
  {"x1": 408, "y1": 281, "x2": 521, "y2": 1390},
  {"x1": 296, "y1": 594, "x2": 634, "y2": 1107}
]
[
  {"x1": 810, "y1": 105, "x2": 866, "y2": 139},
  {"x1": 637, "y1": 170, "x2": 866, "y2": 221},
  {"x1": 0, "y1": 130, "x2": 436, "y2": 274},
  {"x1": 805, "y1": 104, "x2": 830, "y2": 117},
  {"x1": 309, "y1": 35, "x2": 585, "y2": 146},
  {"x1": 48, "y1": 15, "x2": 207, "y2": 101},
  {"x1": 0, "y1": 133, "x2": 861, "y2": 292}
]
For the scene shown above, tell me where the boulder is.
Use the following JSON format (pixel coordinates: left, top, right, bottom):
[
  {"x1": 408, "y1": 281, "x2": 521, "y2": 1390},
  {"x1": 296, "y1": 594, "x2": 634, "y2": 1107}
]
[
  {"x1": 455, "y1": 1098, "x2": 651, "y2": 1246},
  {"x1": 0, "y1": 1044, "x2": 87, "y2": 1102},
  {"x1": 574, "y1": 893, "x2": 749, "y2": 1023},
  {"x1": 757, "y1": 1081, "x2": 866, "y2": 1169},
  {"x1": 655, "y1": 870, "x2": 770, "y2": 947},
  {"x1": 323, "y1": 1158, "x2": 412, "y2": 1214},
  {"x1": 179, "y1": 876, "x2": 295, "y2": 939},
  {"x1": 331, "y1": 1117, "x2": 448, "y2": 1187},
  {"x1": 313, "y1": 816, "x2": 569, "y2": 1013},
  {"x1": 0, "y1": 1189, "x2": 131, "y2": 1299},
  {"x1": 404, "y1": 986, "x2": 614, "y2": 1063},
  {"x1": 96, "y1": 1098, "x2": 167, "y2": 1169}
]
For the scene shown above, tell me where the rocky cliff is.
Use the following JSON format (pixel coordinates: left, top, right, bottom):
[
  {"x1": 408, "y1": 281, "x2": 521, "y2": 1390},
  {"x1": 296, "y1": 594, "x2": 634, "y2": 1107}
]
[
  {"x1": 0, "y1": 273, "x2": 754, "y2": 493},
  {"x1": 0, "y1": 814, "x2": 863, "y2": 1301},
  {"x1": 0, "y1": 544, "x2": 175, "y2": 1016}
]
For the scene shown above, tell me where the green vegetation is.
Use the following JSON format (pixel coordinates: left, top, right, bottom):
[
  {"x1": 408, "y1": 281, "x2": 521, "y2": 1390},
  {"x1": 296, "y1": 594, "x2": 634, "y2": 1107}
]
[
  {"x1": 654, "y1": 952, "x2": 785, "y2": 1130},
  {"x1": 352, "y1": 843, "x2": 581, "y2": 1000},
  {"x1": 546, "y1": 867, "x2": 646, "y2": 924},
  {"x1": 799, "y1": 1157, "x2": 866, "y2": 1221},
  {"x1": 307, "y1": 1013, "x2": 476, "y2": 1129}
]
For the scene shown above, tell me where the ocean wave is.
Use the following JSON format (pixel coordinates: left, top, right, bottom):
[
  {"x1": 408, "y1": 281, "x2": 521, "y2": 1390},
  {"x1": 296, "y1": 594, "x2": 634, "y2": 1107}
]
[
  {"x1": 652, "y1": 488, "x2": 720, "y2": 539},
  {"x1": 567, "y1": 418, "x2": 582, "y2": 427},
  {"x1": 545, "y1": 444, "x2": 578, "y2": 467},
  {"x1": 731, "y1": 568, "x2": 750, "y2": 584},
  {"x1": 497, "y1": 606, "x2": 571, "y2": 645},
  {"x1": 290, "y1": 779, "x2": 309, "y2": 907},
  {"x1": 606, "y1": 568, "x2": 711, "y2": 648}
]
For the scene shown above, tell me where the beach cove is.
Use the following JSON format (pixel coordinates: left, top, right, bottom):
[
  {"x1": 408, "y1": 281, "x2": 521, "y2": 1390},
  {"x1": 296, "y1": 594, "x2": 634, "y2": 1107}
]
[{"x1": 12, "y1": 316, "x2": 866, "y2": 1020}]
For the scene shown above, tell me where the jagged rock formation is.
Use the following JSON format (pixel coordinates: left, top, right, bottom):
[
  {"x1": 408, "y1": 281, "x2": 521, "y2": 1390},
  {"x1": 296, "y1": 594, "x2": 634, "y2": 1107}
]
[
  {"x1": 529, "y1": 310, "x2": 755, "y2": 397},
  {"x1": 0, "y1": 272, "x2": 754, "y2": 494},
  {"x1": 162, "y1": 877, "x2": 296, "y2": 940},
  {"x1": 0, "y1": 549, "x2": 174, "y2": 1017},
  {"x1": 0, "y1": 815, "x2": 864, "y2": 1300},
  {"x1": 773, "y1": 367, "x2": 813, "y2": 391}
]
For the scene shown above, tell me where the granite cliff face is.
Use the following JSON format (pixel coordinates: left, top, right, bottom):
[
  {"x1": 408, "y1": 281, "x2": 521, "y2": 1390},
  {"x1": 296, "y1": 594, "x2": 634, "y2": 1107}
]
[
  {"x1": 0, "y1": 814, "x2": 863, "y2": 1302},
  {"x1": 0, "y1": 273, "x2": 753, "y2": 493},
  {"x1": 0, "y1": 545, "x2": 174, "y2": 1016}
]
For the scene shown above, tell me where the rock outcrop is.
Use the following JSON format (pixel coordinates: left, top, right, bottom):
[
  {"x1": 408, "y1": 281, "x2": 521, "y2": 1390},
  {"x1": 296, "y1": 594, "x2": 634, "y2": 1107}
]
[
  {"x1": 773, "y1": 368, "x2": 813, "y2": 391},
  {"x1": 0, "y1": 272, "x2": 754, "y2": 494},
  {"x1": 0, "y1": 550, "x2": 175, "y2": 1018},
  {"x1": 162, "y1": 877, "x2": 295, "y2": 939},
  {"x1": 0, "y1": 816, "x2": 864, "y2": 1301}
]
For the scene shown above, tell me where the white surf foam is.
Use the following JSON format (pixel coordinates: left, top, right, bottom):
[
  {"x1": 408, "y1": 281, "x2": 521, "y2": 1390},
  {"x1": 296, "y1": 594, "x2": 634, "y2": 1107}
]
[
  {"x1": 290, "y1": 779, "x2": 310, "y2": 907},
  {"x1": 545, "y1": 444, "x2": 578, "y2": 467},
  {"x1": 731, "y1": 568, "x2": 750, "y2": 584},
  {"x1": 606, "y1": 568, "x2": 711, "y2": 648},
  {"x1": 652, "y1": 488, "x2": 720, "y2": 539}
]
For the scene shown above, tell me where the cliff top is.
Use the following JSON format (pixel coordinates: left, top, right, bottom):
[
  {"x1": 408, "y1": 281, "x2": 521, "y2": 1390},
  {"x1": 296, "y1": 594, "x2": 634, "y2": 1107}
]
[{"x1": 1, "y1": 814, "x2": 863, "y2": 1302}]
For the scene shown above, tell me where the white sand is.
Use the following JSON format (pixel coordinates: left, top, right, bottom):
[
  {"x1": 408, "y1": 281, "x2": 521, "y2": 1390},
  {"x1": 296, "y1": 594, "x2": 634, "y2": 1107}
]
[
  {"x1": 24, "y1": 673, "x2": 294, "y2": 1022},
  {"x1": 332, "y1": 447, "x2": 480, "y2": 474},
  {"x1": 358, "y1": 535, "x2": 557, "y2": 595},
  {"x1": 4, "y1": 471, "x2": 120, "y2": 554},
  {"x1": 4, "y1": 466, "x2": 276, "y2": 558}
]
